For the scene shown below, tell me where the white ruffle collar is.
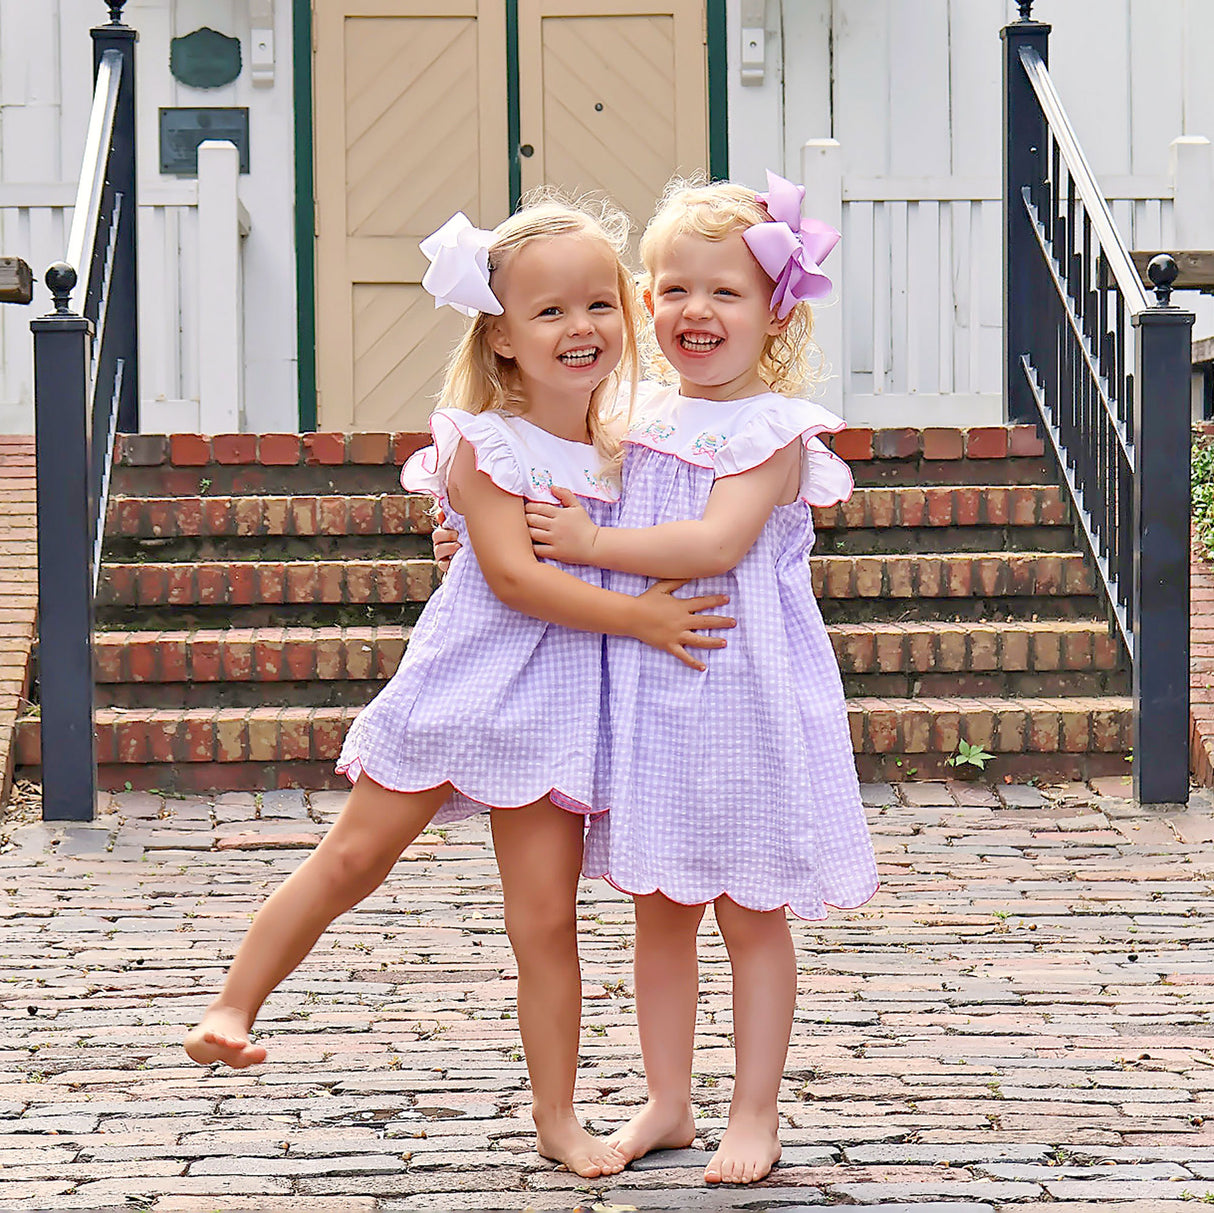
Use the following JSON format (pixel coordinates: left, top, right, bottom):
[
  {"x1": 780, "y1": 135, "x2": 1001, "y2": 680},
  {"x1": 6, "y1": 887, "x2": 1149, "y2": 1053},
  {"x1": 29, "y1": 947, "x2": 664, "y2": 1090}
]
[
  {"x1": 621, "y1": 383, "x2": 854, "y2": 507},
  {"x1": 401, "y1": 408, "x2": 621, "y2": 504}
]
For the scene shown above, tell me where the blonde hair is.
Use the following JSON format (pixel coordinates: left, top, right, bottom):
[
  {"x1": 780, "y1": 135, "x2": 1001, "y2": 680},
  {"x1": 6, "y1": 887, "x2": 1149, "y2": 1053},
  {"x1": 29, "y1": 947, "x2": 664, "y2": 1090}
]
[
  {"x1": 436, "y1": 189, "x2": 640, "y2": 465},
  {"x1": 638, "y1": 177, "x2": 823, "y2": 396}
]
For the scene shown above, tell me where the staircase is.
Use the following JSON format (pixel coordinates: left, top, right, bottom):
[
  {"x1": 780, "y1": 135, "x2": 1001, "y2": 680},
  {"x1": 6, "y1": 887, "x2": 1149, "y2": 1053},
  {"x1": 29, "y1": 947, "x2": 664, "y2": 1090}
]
[{"x1": 12, "y1": 424, "x2": 1133, "y2": 792}]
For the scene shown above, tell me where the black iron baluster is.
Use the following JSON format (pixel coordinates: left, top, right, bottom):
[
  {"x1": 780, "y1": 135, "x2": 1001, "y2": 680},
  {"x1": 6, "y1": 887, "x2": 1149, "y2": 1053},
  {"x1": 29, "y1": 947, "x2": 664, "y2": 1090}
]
[
  {"x1": 1116, "y1": 304, "x2": 1128, "y2": 438},
  {"x1": 1097, "y1": 252, "x2": 1109, "y2": 386},
  {"x1": 1047, "y1": 138, "x2": 1060, "y2": 244},
  {"x1": 1117, "y1": 436, "x2": 1132, "y2": 623}
]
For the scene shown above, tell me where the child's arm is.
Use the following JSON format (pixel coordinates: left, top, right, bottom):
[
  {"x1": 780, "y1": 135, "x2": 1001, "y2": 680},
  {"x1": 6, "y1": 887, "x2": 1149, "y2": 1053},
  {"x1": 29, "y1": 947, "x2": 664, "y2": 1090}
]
[
  {"x1": 527, "y1": 441, "x2": 801, "y2": 579},
  {"x1": 447, "y1": 440, "x2": 733, "y2": 669}
]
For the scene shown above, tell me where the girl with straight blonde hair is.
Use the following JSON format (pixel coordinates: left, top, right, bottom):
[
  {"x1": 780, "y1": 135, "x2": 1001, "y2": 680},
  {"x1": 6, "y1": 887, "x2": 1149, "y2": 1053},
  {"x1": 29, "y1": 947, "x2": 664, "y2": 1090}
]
[{"x1": 184, "y1": 190, "x2": 732, "y2": 1178}]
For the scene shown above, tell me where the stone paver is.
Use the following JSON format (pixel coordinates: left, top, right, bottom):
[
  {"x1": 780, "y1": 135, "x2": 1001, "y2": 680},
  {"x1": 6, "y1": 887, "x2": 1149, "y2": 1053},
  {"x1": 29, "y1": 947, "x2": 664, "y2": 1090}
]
[{"x1": 0, "y1": 780, "x2": 1213, "y2": 1210}]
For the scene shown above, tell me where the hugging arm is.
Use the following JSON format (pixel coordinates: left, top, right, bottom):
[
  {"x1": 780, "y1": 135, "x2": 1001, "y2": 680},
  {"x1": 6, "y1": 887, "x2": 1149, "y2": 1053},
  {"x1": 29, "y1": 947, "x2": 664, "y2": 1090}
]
[
  {"x1": 527, "y1": 440, "x2": 801, "y2": 579},
  {"x1": 447, "y1": 440, "x2": 733, "y2": 669}
]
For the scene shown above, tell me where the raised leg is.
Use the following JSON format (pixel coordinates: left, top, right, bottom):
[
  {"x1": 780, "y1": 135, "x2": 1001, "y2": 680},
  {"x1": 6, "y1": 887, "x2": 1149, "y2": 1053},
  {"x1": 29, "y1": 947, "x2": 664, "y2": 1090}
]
[
  {"x1": 702, "y1": 895, "x2": 794, "y2": 1185},
  {"x1": 491, "y1": 800, "x2": 624, "y2": 1179},
  {"x1": 185, "y1": 775, "x2": 449, "y2": 1067},
  {"x1": 608, "y1": 891, "x2": 704, "y2": 1163}
]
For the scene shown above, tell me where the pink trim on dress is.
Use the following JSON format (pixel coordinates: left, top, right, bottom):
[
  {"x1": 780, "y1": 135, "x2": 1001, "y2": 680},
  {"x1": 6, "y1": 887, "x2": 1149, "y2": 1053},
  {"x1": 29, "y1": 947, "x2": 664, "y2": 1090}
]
[{"x1": 337, "y1": 752, "x2": 598, "y2": 816}]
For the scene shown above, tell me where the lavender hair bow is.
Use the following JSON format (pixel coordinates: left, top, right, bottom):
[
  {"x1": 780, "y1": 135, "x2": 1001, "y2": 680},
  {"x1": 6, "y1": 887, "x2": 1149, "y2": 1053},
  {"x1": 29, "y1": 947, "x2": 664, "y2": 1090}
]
[
  {"x1": 419, "y1": 212, "x2": 504, "y2": 317},
  {"x1": 741, "y1": 170, "x2": 840, "y2": 319}
]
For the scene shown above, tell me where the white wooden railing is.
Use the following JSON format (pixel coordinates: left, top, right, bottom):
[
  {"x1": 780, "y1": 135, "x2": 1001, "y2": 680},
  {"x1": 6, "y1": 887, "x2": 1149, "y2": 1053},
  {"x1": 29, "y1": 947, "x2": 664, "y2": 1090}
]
[
  {"x1": 0, "y1": 144, "x2": 249, "y2": 434},
  {"x1": 197, "y1": 140, "x2": 250, "y2": 434},
  {"x1": 803, "y1": 135, "x2": 1214, "y2": 426}
]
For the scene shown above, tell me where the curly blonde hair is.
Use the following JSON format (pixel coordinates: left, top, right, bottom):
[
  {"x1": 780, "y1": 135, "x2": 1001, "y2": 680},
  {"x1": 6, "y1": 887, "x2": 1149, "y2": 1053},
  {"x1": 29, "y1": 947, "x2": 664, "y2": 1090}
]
[
  {"x1": 436, "y1": 188, "x2": 640, "y2": 465},
  {"x1": 637, "y1": 177, "x2": 825, "y2": 396}
]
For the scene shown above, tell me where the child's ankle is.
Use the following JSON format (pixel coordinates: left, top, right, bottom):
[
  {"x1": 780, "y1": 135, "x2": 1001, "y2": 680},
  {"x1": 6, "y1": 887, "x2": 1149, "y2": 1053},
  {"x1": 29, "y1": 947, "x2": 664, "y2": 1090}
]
[
  {"x1": 726, "y1": 1103, "x2": 780, "y2": 1130},
  {"x1": 530, "y1": 1104, "x2": 581, "y2": 1132},
  {"x1": 200, "y1": 1001, "x2": 254, "y2": 1030}
]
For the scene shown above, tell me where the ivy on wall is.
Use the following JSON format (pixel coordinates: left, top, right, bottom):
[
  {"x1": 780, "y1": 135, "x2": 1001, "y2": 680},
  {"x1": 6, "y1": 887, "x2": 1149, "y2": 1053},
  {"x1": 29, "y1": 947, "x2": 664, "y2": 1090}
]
[{"x1": 1193, "y1": 430, "x2": 1214, "y2": 561}]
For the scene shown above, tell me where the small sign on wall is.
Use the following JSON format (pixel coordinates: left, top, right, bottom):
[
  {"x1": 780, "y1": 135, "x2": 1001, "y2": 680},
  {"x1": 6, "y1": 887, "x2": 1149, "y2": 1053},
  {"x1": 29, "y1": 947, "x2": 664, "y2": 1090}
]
[
  {"x1": 159, "y1": 108, "x2": 250, "y2": 175},
  {"x1": 170, "y1": 28, "x2": 242, "y2": 89}
]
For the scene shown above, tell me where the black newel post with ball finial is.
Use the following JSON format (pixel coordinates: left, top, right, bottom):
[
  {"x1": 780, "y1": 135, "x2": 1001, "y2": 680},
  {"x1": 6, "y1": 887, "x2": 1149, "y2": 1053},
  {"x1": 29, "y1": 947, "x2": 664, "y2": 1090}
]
[
  {"x1": 1132, "y1": 253, "x2": 1194, "y2": 804},
  {"x1": 30, "y1": 0, "x2": 141, "y2": 821},
  {"x1": 30, "y1": 264, "x2": 98, "y2": 821}
]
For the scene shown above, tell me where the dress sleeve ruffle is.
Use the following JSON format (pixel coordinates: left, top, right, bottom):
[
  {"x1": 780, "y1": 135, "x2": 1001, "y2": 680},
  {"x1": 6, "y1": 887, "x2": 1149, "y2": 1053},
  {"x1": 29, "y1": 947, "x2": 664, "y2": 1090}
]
[
  {"x1": 714, "y1": 398, "x2": 854, "y2": 507},
  {"x1": 400, "y1": 409, "x2": 528, "y2": 500}
]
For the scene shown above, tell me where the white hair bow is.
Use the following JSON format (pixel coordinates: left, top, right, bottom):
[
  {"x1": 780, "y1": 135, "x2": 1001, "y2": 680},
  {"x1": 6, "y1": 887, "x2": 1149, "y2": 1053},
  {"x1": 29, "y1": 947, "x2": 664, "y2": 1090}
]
[{"x1": 419, "y1": 212, "x2": 504, "y2": 317}]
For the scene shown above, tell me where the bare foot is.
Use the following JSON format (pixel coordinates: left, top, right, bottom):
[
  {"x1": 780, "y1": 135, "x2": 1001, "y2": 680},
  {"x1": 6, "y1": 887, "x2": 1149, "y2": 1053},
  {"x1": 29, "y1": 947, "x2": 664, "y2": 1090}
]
[
  {"x1": 703, "y1": 1114, "x2": 781, "y2": 1185},
  {"x1": 534, "y1": 1114, "x2": 626, "y2": 1178},
  {"x1": 607, "y1": 1099, "x2": 696, "y2": 1163},
  {"x1": 184, "y1": 1006, "x2": 266, "y2": 1069}
]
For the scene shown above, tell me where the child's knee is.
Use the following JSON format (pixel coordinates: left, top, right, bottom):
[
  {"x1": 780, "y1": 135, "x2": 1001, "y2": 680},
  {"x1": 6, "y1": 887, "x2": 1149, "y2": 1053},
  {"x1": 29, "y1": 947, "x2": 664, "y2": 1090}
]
[
  {"x1": 503, "y1": 900, "x2": 577, "y2": 957},
  {"x1": 313, "y1": 834, "x2": 394, "y2": 904}
]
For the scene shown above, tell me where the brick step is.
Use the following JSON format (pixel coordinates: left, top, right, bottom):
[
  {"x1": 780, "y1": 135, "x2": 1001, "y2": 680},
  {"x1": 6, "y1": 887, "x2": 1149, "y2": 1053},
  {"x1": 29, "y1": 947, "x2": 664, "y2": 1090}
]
[
  {"x1": 105, "y1": 494, "x2": 433, "y2": 538},
  {"x1": 811, "y1": 551, "x2": 1093, "y2": 598},
  {"x1": 95, "y1": 552, "x2": 1092, "y2": 610},
  {"x1": 95, "y1": 626, "x2": 411, "y2": 683},
  {"x1": 95, "y1": 620, "x2": 1125, "y2": 685},
  {"x1": 109, "y1": 426, "x2": 1056, "y2": 497},
  {"x1": 13, "y1": 694, "x2": 1134, "y2": 792},
  {"x1": 104, "y1": 485, "x2": 1070, "y2": 539},
  {"x1": 92, "y1": 621, "x2": 1128, "y2": 706},
  {"x1": 97, "y1": 560, "x2": 440, "y2": 609},
  {"x1": 835, "y1": 620, "x2": 1127, "y2": 697}
]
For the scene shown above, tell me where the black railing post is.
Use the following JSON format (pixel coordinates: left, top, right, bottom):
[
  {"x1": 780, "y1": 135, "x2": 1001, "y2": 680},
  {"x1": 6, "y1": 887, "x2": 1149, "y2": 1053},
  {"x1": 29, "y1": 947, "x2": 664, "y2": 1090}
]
[
  {"x1": 31, "y1": 265, "x2": 98, "y2": 823},
  {"x1": 92, "y1": 0, "x2": 138, "y2": 434},
  {"x1": 1132, "y1": 255, "x2": 1194, "y2": 804},
  {"x1": 1002, "y1": 4, "x2": 1051, "y2": 423}
]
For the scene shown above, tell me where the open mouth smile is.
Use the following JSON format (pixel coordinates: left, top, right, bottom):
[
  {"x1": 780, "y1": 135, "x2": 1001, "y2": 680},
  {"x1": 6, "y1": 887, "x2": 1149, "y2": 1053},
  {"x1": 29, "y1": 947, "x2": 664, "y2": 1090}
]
[
  {"x1": 677, "y1": 332, "x2": 723, "y2": 354},
  {"x1": 558, "y1": 347, "x2": 600, "y2": 368}
]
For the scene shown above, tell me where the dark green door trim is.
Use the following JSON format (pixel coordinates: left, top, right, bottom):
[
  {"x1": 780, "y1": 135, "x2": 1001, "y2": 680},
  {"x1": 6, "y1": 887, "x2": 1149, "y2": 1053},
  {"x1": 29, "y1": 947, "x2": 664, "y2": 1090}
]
[
  {"x1": 706, "y1": 0, "x2": 728, "y2": 179},
  {"x1": 293, "y1": 0, "x2": 318, "y2": 431},
  {"x1": 506, "y1": 0, "x2": 522, "y2": 211}
]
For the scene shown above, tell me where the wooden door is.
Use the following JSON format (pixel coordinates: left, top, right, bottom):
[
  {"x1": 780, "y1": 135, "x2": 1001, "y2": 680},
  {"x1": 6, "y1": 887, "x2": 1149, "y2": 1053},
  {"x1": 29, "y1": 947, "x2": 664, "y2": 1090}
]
[
  {"x1": 517, "y1": 0, "x2": 709, "y2": 255},
  {"x1": 312, "y1": 1, "x2": 708, "y2": 432},
  {"x1": 313, "y1": 1, "x2": 509, "y2": 430}
]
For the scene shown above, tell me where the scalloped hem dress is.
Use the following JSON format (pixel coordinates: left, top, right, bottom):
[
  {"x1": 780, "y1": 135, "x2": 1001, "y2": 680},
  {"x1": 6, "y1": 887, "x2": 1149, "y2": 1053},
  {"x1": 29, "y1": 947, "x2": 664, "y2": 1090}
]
[
  {"x1": 582, "y1": 384, "x2": 881, "y2": 920},
  {"x1": 336, "y1": 407, "x2": 619, "y2": 825}
]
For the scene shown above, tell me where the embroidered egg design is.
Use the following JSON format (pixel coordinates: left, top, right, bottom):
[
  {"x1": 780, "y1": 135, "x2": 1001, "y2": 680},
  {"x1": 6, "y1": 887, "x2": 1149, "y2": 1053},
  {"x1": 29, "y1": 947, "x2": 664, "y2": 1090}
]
[
  {"x1": 691, "y1": 431, "x2": 726, "y2": 456},
  {"x1": 530, "y1": 467, "x2": 554, "y2": 490},
  {"x1": 640, "y1": 421, "x2": 675, "y2": 441}
]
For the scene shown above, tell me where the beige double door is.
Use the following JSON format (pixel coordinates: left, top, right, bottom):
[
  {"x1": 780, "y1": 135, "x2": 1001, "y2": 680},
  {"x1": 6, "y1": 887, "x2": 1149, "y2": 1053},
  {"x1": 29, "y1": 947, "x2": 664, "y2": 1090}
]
[{"x1": 313, "y1": 0, "x2": 709, "y2": 431}]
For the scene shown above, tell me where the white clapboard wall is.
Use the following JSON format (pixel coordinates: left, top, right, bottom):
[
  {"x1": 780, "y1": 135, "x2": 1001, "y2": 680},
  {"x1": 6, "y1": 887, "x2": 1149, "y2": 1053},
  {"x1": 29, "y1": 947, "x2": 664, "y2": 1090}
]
[
  {"x1": 0, "y1": 0, "x2": 297, "y2": 435},
  {"x1": 732, "y1": 0, "x2": 1214, "y2": 425},
  {"x1": 4, "y1": 0, "x2": 1214, "y2": 433}
]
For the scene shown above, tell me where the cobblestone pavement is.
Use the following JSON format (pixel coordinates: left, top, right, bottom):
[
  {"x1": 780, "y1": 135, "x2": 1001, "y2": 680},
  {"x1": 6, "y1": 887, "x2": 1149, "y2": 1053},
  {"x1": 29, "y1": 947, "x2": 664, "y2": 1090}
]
[{"x1": 1, "y1": 777, "x2": 1213, "y2": 1211}]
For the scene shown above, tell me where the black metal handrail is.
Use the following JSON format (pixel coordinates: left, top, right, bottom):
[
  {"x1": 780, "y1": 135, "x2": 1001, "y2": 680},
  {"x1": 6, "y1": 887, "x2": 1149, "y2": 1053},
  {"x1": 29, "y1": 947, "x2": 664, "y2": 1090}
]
[
  {"x1": 29, "y1": 1, "x2": 139, "y2": 822},
  {"x1": 1004, "y1": 4, "x2": 1193, "y2": 804}
]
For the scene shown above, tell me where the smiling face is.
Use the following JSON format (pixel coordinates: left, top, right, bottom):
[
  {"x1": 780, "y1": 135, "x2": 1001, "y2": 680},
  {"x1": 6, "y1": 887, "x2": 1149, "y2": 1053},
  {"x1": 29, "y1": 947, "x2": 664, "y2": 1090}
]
[
  {"x1": 487, "y1": 231, "x2": 625, "y2": 429},
  {"x1": 647, "y1": 229, "x2": 785, "y2": 401}
]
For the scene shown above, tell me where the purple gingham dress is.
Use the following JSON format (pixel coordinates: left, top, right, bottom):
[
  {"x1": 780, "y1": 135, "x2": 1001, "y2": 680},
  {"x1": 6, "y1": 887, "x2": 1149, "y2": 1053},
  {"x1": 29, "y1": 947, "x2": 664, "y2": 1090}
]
[
  {"x1": 583, "y1": 385, "x2": 880, "y2": 919},
  {"x1": 337, "y1": 408, "x2": 619, "y2": 824}
]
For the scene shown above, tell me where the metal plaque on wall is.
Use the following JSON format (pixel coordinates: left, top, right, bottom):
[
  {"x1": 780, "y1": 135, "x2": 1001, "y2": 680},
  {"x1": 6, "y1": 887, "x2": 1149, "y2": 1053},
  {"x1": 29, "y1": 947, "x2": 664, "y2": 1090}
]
[
  {"x1": 159, "y1": 108, "x2": 250, "y2": 175},
  {"x1": 170, "y1": 27, "x2": 242, "y2": 89}
]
